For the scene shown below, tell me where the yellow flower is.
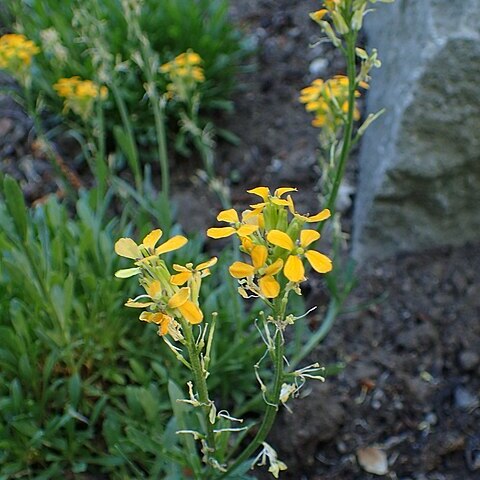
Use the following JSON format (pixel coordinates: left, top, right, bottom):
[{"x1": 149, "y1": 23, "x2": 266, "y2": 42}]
[
  {"x1": 160, "y1": 49, "x2": 205, "y2": 101},
  {"x1": 115, "y1": 229, "x2": 187, "y2": 277},
  {"x1": 139, "y1": 311, "x2": 172, "y2": 336},
  {"x1": 300, "y1": 75, "x2": 364, "y2": 131},
  {"x1": 207, "y1": 209, "x2": 259, "y2": 239},
  {"x1": 0, "y1": 34, "x2": 39, "y2": 81},
  {"x1": 310, "y1": 9, "x2": 328, "y2": 22},
  {"x1": 229, "y1": 245, "x2": 284, "y2": 298},
  {"x1": 53, "y1": 76, "x2": 108, "y2": 119},
  {"x1": 168, "y1": 287, "x2": 203, "y2": 324},
  {"x1": 247, "y1": 187, "x2": 298, "y2": 210},
  {"x1": 267, "y1": 230, "x2": 332, "y2": 282},
  {"x1": 286, "y1": 196, "x2": 332, "y2": 223},
  {"x1": 170, "y1": 257, "x2": 218, "y2": 286}
]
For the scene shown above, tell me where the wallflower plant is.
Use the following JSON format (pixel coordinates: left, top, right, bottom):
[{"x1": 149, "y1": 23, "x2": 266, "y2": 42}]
[{"x1": 116, "y1": 187, "x2": 332, "y2": 478}]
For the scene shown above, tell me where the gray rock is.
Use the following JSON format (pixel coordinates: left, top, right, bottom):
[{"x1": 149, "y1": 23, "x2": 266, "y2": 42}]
[
  {"x1": 458, "y1": 350, "x2": 480, "y2": 372},
  {"x1": 353, "y1": 0, "x2": 480, "y2": 260}
]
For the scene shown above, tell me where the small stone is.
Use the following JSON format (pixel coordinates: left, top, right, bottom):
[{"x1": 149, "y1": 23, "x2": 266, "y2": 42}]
[
  {"x1": 357, "y1": 447, "x2": 389, "y2": 475},
  {"x1": 454, "y1": 386, "x2": 478, "y2": 410},
  {"x1": 309, "y1": 57, "x2": 328, "y2": 77},
  {"x1": 458, "y1": 350, "x2": 480, "y2": 372}
]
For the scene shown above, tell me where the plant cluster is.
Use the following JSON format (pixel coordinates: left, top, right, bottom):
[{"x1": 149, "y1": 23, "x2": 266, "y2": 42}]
[{"x1": 0, "y1": 0, "x2": 394, "y2": 477}]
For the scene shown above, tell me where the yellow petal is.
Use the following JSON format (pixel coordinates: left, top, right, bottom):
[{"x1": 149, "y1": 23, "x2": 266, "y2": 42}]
[
  {"x1": 170, "y1": 271, "x2": 191, "y2": 286},
  {"x1": 139, "y1": 312, "x2": 168, "y2": 325},
  {"x1": 217, "y1": 208, "x2": 239, "y2": 223},
  {"x1": 173, "y1": 264, "x2": 189, "y2": 272},
  {"x1": 178, "y1": 300, "x2": 203, "y2": 324},
  {"x1": 155, "y1": 235, "x2": 188, "y2": 255},
  {"x1": 270, "y1": 198, "x2": 291, "y2": 207},
  {"x1": 146, "y1": 280, "x2": 162, "y2": 298},
  {"x1": 125, "y1": 299, "x2": 154, "y2": 308},
  {"x1": 247, "y1": 186, "x2": 270, "y2": 200},
  {"x1": 251, "y1": 245, "x2": 268, "y2": 269},
  {"x1": 264, "y1": 258, "x2": 283, "y2": 276},
  {"x1": 241, "y1": 236, "x2": 255, "y2": 253},
  {"x1": 196, "y1": 257, "x2": 218, "y2": 271},
  {"x1": 274, "y1": 187, "x2": 297, "y2": 198},
  {"x1": 115, "y1": 237, "x2": 141, "y2": 259},
  {"x1": 207, "y1": 227, "x2": 236, "y2": 239},
  {"x1": 114, "y1": 267, "x2": 141, "y2": 278},
  {"x1": 305, "y1": 208, "x2": 331, "y2": 222},
  {"x1": 229, "y1": 261, "x2": 256, "y2": 279},
  {"x1": 142, "y1": 229, "x2": 162, "y2": 250},
  {"x1": 267, "y1": 230, "x2": 295, "y2": 251},
  {"x1": 310, "y1": 9, "x2": 328, "y2": 22},
  {"x1": 259, "y1": 275, "x2": 280, "y2": 299},
  {"x1": 305, "y1": 250, "x2": 333, "y2": 273},
  {"x1": 168, "y1": 287, "x2": 190, "y2": 308},
  {"x1": 284, "y1": 255, "x2": 305, "y2": 283},
  {"x1": 249, "y1": 202, "x2": 266, "y2": 210},
  {"x1": 300, "y1": 229, "x2": 320, "y2": 248},
  {"x1": 158, "y1": 318, "x2": 171, "y2": 336},
  {"x1": 236, "y1": 224, "x2": 259, "y2": 237}
]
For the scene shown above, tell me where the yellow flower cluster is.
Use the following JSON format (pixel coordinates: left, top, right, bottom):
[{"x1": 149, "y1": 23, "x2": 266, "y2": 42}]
[
  {"x1": 0, "y1": 34, "x2": 39, "y2": 81},
  {"x1": 54, "y1": 76, "x2": 108, "y2": 120},
  {"x1": 115, "y1": 229, "x2": 216, "y2": 337},
  {"x1": 160, "y1": 49, "x2": 205, "y2": 101},
  {"x1": 300, "y1": 75, "x2": 365, "y2": 131},
  {"x1": 208, "y1": 187, "x2": 332, "y2": 301}
]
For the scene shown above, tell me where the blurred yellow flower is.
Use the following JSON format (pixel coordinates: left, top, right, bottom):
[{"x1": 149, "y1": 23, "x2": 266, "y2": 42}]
[
  {"x1": 54, "y1": 76, "x2": 108, "y2": 120},
  {"x1": 0, "y1": 33, "x2": 39, "y2": 82},
  {"x1": 160, "y1": 49, "x2": 205, "y2": 101}
]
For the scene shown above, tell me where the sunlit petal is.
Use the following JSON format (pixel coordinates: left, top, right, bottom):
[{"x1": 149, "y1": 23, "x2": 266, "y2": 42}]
[
  {"x1": 173, "y1": 264, "x2": 189, "y2": 272},
  {"x1": 146, "y1": 280, "x2": 162, "y2": 298},
  {"x1": 267, "y1": 230, "x2": 295, "y2": 251},
  {"x1": 251, "y1": 245, "x2": 268, "y2": 269},
  {"x1": 305, "y1": 250, "x2": 333, "y2": 273},
  {"x1": 259, "y1": 275, "x2": 280, "y2": 298},
  {"x1": 264, "y1": 258, "x2": 283, "y2": 276},
  {"x1": 125, "y1": 299, "x2": 154, "y2": 308},
  {"x1": 115, "y1": 238, "x2": 141, "y2": 259},
  {"x1": 178, "y1": 300, "x2": 203, "y2": 324},
  {"x1": 170, "y1": 271, "x2": 191, "y2": 286},
  {"x1": 284, "y1": 255, "x2": 305, "y2": 283},
  {"x1": 247, "y1": 186, "x2": 270, "y2": 200},
  {"x1": 236, "y1": 224, "x2": 259, "y2": 237},
  {"x1": 207, "y1": 227, "x2": 236, "y2": 239},
  {"x1": 139, "y1": 312, "x2": 168, "y2": 325},
  {"x1": 114, "y1": 267, "x2": 141, "y2": 278},
  {"x1": 270, "y1": 198, "x2": 291, "y2": 207},
  {"x1": 142, "y1": 229, "x2": 162, "y2": 250},
  {"x1": 274, "y1": 187, "x2": 297, "y2": 198},
  {"x1": 229, "y1": 261, "x2": 256, "y2": 278},
  {"x1": 305, "y1": 208, "x2": 331, "y2": 222},
  {"x1": 155, "y1": 235, "x2": 188, "y2": 254},
  {"x1": 196, "y1": 257, "x2": 218, "y2": 271},
  {"x1": 168, "y1": 287, "x2": 190, "y2": 308},
  {"x1": 300, "y1": 229, "x2": 321, "y2": 248},
  {"x1": 217, "y1": 208, "x2": 239, "y2": 223}
]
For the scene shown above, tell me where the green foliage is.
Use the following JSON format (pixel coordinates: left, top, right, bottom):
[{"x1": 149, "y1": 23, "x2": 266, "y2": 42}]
[
  {"x1": 5, "y1": 0, "x2": 246, "y2": 152},
  {"x1": 0, "y1": 177, "x2": 278, "y2": 477}
]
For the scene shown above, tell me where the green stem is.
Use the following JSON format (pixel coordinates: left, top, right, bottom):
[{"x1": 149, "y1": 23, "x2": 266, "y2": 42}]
[
  {"x1": 217, "y1": 328, "x2": 284, "y2": 479},
  {"x1": 110, "y1": 80, "x2": 143, "y2": 193},
  {"x1": 183, "y1": 322, "x2": 216, "y2": 455},
  {"x1": 321, "y1": 30, "x2": 358, "y2": 230}
]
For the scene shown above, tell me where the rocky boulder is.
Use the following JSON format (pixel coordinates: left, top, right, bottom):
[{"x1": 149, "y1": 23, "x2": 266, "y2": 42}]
[{"x1": 353, "y1": 0, "x2": 480, "y2": 260}]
